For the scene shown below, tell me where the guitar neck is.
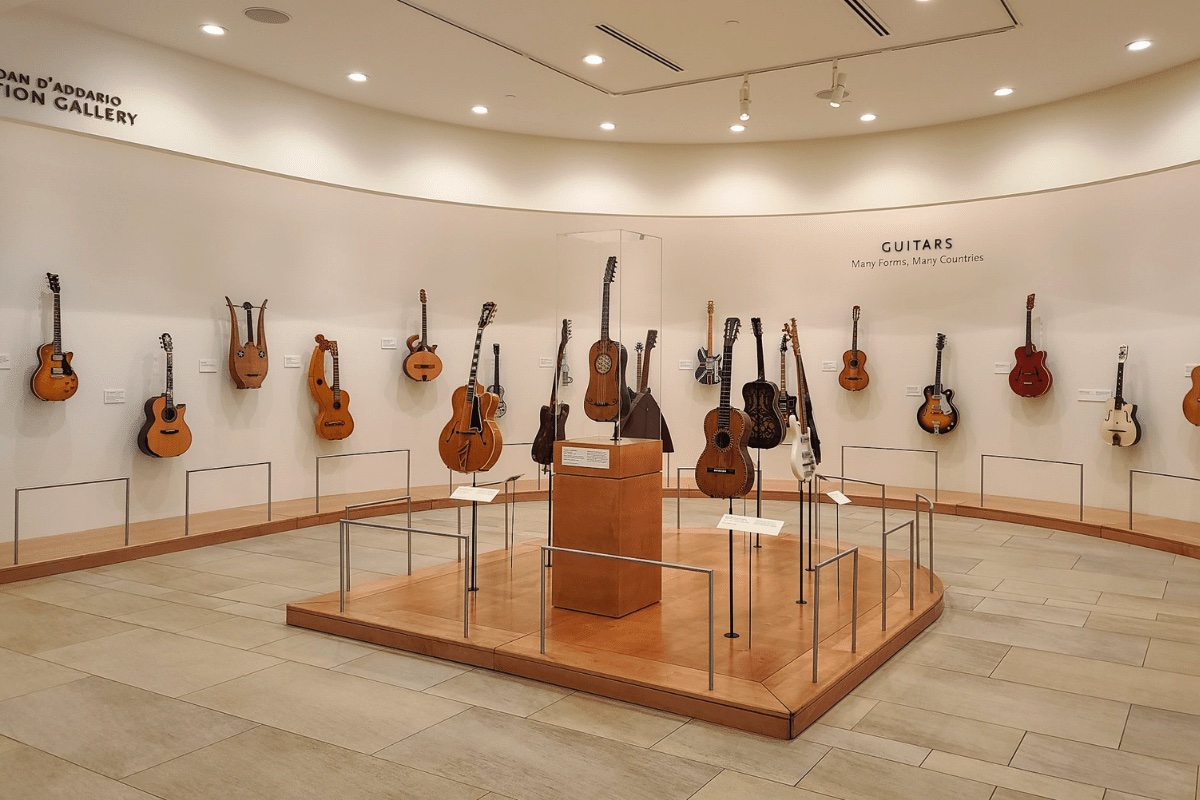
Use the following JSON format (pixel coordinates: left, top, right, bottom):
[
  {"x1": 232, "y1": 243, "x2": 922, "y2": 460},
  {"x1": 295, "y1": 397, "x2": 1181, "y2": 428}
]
[
  {"x1": 421, "y1": 302, "x2": 429, "y2": 345},
  {"x1": 719, "y1": 335, "x2": 735, "y2": 429},
  {"x1": 793, "y1": 348, "x2": 809, "y2": 434},
  {"x1": 640, "y1": 344, "x2": 654, "y2": 392},
  {"x1": 600, "y1": 283, "x2": 611, "y2": 340},
  {"x1": 331, "y1": 347, "x2": 341, "y2": 399},
  {"x1": 851, "y1": 318, "x2": 859, "y2": 356},
  {"x1": 1114, "y1": 362, "x2": 1125, "y2": 407},
  {"x1": 1025, "y1": 308, "x2": 1033, "y2": 350},
  {"x1": 245, "y1": 306, "x2": 254, "y2": 345},
  {"x1": 52, "y1": 292, "x2": 62, "y2": 354},
  {"x1": 165, "y1": 351, "x2": 174, "y2": 408},
  {"x1": 754, "y1": 328, "x2": 766, "y2": 380},
  {"x1": 493, "y1": 344, "x2": 501, "y2": 389},
  {"x1": 780, "y1": 349, "x2": 788, "y2": 394},
  {"x1": 466, "y1": 328, "x2": 484, "y2": 401},
  {"x1": 706, "y1": 311, "x2": 713, "y2": 354},
  {"x1": 934, "y1": 350, "x2": 943, "y2": 395},
  {"x1": 550, "y1": 344, "x2": 565, "y2": 407}
]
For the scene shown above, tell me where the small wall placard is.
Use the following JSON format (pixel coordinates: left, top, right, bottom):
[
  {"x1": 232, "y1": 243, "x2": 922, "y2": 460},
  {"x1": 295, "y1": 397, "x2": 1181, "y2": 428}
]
[
  {"x1": 561, "y1": 446, "x2": 611, "y2": 470},
  {"x1": 450, "y1": 486, "x2": 499, "y2": 503}
]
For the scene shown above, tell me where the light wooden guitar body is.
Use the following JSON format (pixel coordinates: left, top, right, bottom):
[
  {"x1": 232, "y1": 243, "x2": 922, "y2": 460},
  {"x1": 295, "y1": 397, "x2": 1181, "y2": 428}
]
[
  {"x1": 137, "y1": 396, "x2": 192, "y2": 458},
  {"x1": 1009, "y1": 347, "x2": 1052, "y2": 398},
  {"x1": 439, "y1": 383, "x2": 503, "y2": 472},
  {"x1": 1101, "y1": 400, "x2": 1141, "y2": 446},
  {"x1": 837, "y1": 350, "x2": 869, "y2": 391},
  {"x1": 917, "y1": 387, "x2": 959, "y2": 435},
  {"x1": 1185, "y1": 366, "x2": 1200, "y2": 427},
  {"x1": 30, "y1": 344, "x2": 78, "y2": 401},
  {"x1": 695, "y1": 408, "x2": 755, "y2": 498},
  {"x1": 584, "y1": 339, "x2": 629, "y2": 422},
  {"x1": 308, "y1": 346, "x2": 354, "y2": 440},
  {"x1": 403, "y1": 337, "x2": 443, "y2": 382}
]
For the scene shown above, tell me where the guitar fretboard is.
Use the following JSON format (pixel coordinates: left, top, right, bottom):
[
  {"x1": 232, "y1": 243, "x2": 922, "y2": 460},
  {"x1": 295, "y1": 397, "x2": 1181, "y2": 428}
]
[
  {"x1": 466, "y1": 328, "x2": 484, "y2": 402},
  {"x1": 1025, "y1": 308, "x2": 1033, "y2": 354},
  {"x1": 421, "y1": 302, "x2": 428, "y2": 346},
  {"x1": 245, "y1": 306, "x2": 255, "y2": 346},
  {"x1": 718, "y1": 331, "x2": 735, "y2": 430},
  {"x1": 331, "y1": 345, "x2": 341, "y2": 403},
  {"x1": 165, "y1": 350, "x2": 175, "y2": 409},
  {"x1": 52, "y1": 293, "x2": 62, "y2": 355},
  {"x1": 600, "y1": 281, "x2": 612, "y2": 341},
  {"x1": 1114, "y1": 362, "x2": 1126, "y2": 408},
  {"x1": 934, "y1": 349, "x2": 943, "y2": 396},
  {"x1": 851, "y1": 318, "x2": 859, "y2": 358}
]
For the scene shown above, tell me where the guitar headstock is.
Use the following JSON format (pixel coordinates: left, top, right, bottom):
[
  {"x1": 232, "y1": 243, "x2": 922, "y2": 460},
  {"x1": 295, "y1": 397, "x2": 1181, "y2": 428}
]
[
  {"x1": 159, "y1": 333, "x2": 173, "y2": 353},
  {"x1": 242, "y1": 301, "x2": 253, "y2": 311},
  {"x1": 635, "y1": 341, "x2": 644, "y2": 355},
  {"x1": 788, "y1": 319, "x2": 800, "y2": 357},
  {"x1": 724, "y1": 317, "x2": 741, "y2": 345},
  {"x1": 46, "y1": 273, "x2": 61, "y2": 294},
  {"x1": 1026, "y1": 293, "x2": 1036, "y2": 311},
  {"x1": 936, "y1": 333, "x2": 946, "y2": 352},
  {"x1": 561, "y1": 318, "x2": 571, "y2": 343},
  {"x1": 1118, "y1": 344, "x2": 1129, "y2": 364},
  {"x1": 603, "y1": 256, "x2": 618, "y2": 284},
  {"x1": 780, "y1": 328, "x2": 789, "y2": 354},
  {"x1": 493, "y1": 342, "x2": 500, "y2": 356},
  {"x1": 645, "y1": 329, "x2": 658, "y2": 352},
  {"x1": 852, "y1": 305, "x2": 860, "y2": 322},
  {"x1": 479, "y1": 301, "x2": 498, "y2": 328},
  {"x1": 419, "y1": 288, "x2": 428, "y2": 304},
  {"x1": 315, "y1": 334, "x2": 331, "y2": 351},
  {"x1": 750, "y1": 317, "x2": 762, "y2": 338},
  {"x1": 707, "y1": 300, "x2": 714, "y2": 315}
]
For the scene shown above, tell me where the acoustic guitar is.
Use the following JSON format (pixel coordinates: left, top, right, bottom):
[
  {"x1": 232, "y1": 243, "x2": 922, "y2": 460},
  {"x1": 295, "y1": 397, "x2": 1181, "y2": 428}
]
[
  {"x1": 695, "y1": 318, "x2": 755, "y2": 499},
  {"x1": 1184, "y1": 364, "x2": 1200, "y2": 427},
  {"x1": 309, "y1": 335, "x2": 354, "y2": 440},
  {"x1": 917, "y1": 333, "x2": 959, "y2": 435},
  {"x1": 741, "y1": 317, "x2": 786, "y2": 449},
  {"x1": 778, "y1": 329, "x2": 797, "y2": 428},
  {"x1": 487, "y1": 342, "x2": 507, "y2": 419},
  {"x1": 531, "y1": 319, "x2": 571, "y2": 466},
  {"x1": 225, "y1": 296, "x2": 268, "y2": 389},
  {"x1": 30, "y1": 273, "x2": 79, "y2": 401},
  {"x1": 1101, "y1": 345, "x2": 1141, "y2": 446},
  {"x1": 583, "y1": 257, "x2": 629, "y2": 422},
  {"x1": 137, "y1": 333, "x2": 193, "y2": 458},
  {"x1": 1009, "y1": 293, "x2": 1053, "y2": 397},
  {"x1": 694, "y1": 300, "x2": 721, "y2": 385},
  {"x1": 838, "y1": 305, "x2": 869, "y2": 391},
  {"x1": 620, "y1": 330, "x2": 674, "y2": 451},
  {"x1": 787, "y1": 319, "x2": 816, "y2": 481},
  {"x1": 402, "y1": 289, "x2": 443, "y2": 382},
  {"x1": 439, "y1": 302, "x2": 503, "y2": 473}
]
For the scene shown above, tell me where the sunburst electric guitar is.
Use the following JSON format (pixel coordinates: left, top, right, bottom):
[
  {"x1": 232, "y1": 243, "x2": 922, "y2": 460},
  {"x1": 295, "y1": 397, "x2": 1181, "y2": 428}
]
[
  {"x1": 30, "y1": 273, "x2": 79, "y2": 401},
  {"x1": 439, "y1": 302, "x2": 503, "y2": 473},
  {"x1": 917, "y1": 333, "x2": 959, "y2": 435}
]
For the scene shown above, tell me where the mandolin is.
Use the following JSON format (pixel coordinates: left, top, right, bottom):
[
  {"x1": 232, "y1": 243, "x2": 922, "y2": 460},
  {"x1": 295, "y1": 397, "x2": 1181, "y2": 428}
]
[
  {"x1": 838, "y1": 305, "x2": 869, "y2": 391},
  {"x1": 741, "y1": 317, "x2": 786, "y2": 449},
  {"x1": 309, "y1": 335, "x2": 354, "y2": 440},
  {"x1": 620, "y1": 330, "x2": 674, "y2": 451},
  {"x1": 788, "y1": 319, "x2": 816, "y2": 481},
  {"x1": 225, "y1": 296, "x2": 268, "y2": 389},
  {"x1": 694, "y1": 300, "x2": 721, "y2": 385},
  {"x1": 917, "y1": 333, "x2": 959, "y2": 435},
  {"x1": 583, "y1": 257, "x2": 629, "y2": 422},
  {"x1": 30, "y1": 273, "x2": 79, "y2": 401},
  {"x1": 439, "y1": 302, "x2": 503, "y2": 473},
  {"x1": 137, "y1": 333, "x2": 193, "y2": 458},
  {"x1": 1101, "y1": 345, "x2": 1141, "y2": 446},
  {"x1": 695, "y1": 318, "x2": 755, "y2": 499},
  {"x1": 1009, "y1": 293, "x2": 1052, "y2": 398},
  {"x1": 1184, "y1": 364, "x2": 1200, "y2": 427},
  {"x1": 778, "y1": 329, "x2": 797, "y2": 428},
  {"x1": 487, "y1": 342, "x2": 507, "y2": 419},
  {"x1": 402, "y1": 289, "x2": 443, "y2": 382},
  {"x1": 531, "y1": 319, "x2": 571, "y2": 466}
]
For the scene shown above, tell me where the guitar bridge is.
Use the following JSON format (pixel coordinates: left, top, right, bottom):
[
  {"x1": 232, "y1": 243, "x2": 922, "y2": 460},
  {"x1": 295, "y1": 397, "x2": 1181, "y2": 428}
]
[{"x1": 323, "y1": 421, "x2": 345, "y2": 427}]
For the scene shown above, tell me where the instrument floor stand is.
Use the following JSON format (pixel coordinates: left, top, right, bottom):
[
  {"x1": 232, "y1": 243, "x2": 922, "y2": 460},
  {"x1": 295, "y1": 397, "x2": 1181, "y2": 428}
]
[
  {"x1": 469, "y1": 472, "x2": 480, "y2": 592},
  {"x1": 725, "y1": 498, "x2": 739, "y2": 639},
  {"x1": 544, "y1": 467, "x2": 554, "y2": 568},
  {"x1": 753, "y1": 451, "x2": 763, "y2": 550},
  {"x1": 805, "y1": 478, "x2": 816, "y2": 574},
  {"x1": 796, "y1": 479, "x2": 808, "y2": 605}
]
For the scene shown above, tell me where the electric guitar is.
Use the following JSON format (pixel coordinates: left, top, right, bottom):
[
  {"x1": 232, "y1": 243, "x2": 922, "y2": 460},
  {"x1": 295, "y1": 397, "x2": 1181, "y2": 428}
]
[
  {"x1": 796, "y1": 337, "x2": 823, "y2": 464},
  {"x1": 787, "y1": 319, "x2": 816, "y2": 481},
  {"x1": 1101, "y1": 345, "x2": 1141, "y2": 446},
  {"x1": 402, "y1": 289, "x2": 443, "y2": 382},
  {"x1": 137, "y1": 333, "x2": 193, "y2": 458},
  {"x1": 30, "y1": 273, "x2": 79, "y2": 401},
  {"x1": 1184, "y1": 364, "x2": 1200, "y2": 427},
  {"x1": 486, "y1": 342, "x2": 507, "y2": 419},
  {"x1": 309, "y1": 335, "x2": 354, "y2": 440},
  {"x1": 695, "y1": 318, "x2": 755, "y2": 499},
  {"x1": 778, "y1": 329, "x2": 797, "y2": 427},
  {"x1": 917, "y1": 333, "x2": 959, "y2": 435},
  {"x1": 741, "y1": 318, "x2": 786, "y2": 449},
  {"x1": 1009, "y1": 293, "x2": 1053, "y2": 397},
  {"x1": 583, "y1": 257, "x2": 629, "y2": 422},
  {"x1": 620, "y1": 330, "x2": 674, "y2": 451},
  {"x1": 225, "y1": 297, "x2": 268, "y2": 389},
  {"x1": 439, "y1": 302, "x2": 503, "y2": 473},
  {"x1": 694, "y1": 300, "x2": 721, "y2": 385},
  {"x1": 838, "y1": 305, "x2": 869, "y2": 391},
  {"x1": 531, "y1": 319, "x2": 571, "y2": 466}
]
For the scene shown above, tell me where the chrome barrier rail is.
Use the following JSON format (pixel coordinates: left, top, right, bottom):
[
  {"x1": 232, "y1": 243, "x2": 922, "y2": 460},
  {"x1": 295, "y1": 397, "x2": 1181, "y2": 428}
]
[
  {"x1": 880, "y1": 521, "x2": 915, "y2": 631},
  {"x1": 915, "y1": 494, "x2": 936, "y2": 594},
  {"x1": 980, "y1": 454, "x2": 1084, "y2": 521},
  {"x1": 184, "y1": 461, "x2": 271, "y2": 536},
  {"x1": 538, "y1": 545, "x2": 716, "y2": 691},
  {"x1": 812, "y1": 474, "x2": 887, "y2": 572},
  {"x1": 1129, "y1": 469, "x2": 1200, "y2": 529},
  {"x1": 674, "y1": 466, "x2": 751, "y2": 529},
  {"x1": 841, "y1": 445, "x2": 940, "y2": 501},
  {"x1": 811, "y1": 546, "x2": 860, "y2": 683},
  {"x1": 13, "y1": 476, "x2": 130, "y2": 564},
  {"x1": 315, "y1": 448, "x2": 411, "y2": 514}
]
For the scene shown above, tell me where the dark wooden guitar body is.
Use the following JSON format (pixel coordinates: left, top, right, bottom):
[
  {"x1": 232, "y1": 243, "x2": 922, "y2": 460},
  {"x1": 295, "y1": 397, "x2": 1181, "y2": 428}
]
[
  {"x1": 1009, "y1": 347, "x2": 1052, "y2": 397},
  {"x1": 584, "y1": 339, "x2": 630, "y2": 422},
  {"x1": 1184, "y1": 365, "x2": 1200, "y2": 427},
  {"x1": 31, "y1": 343, "x2": 78, "y2": 401},
  {"x1": 137, "y1": 396, "x2": 193, "y2": 458},
  {"x1": 741, "y1": 318, "x2": 785, "y2": 449},
  {"x1": 917, "y1": 387, "x2": 958, "y2": 435},
  {"x1": 439, "y1": 382, "x2": 503, "y2": 472},
  {"x1": 696, "y1": 408, "x2": 754, "y2": 498},
  {"x1": 225, "y1": 297, "x2": 268, "y2": 389},
  {"x1": 532, "y1": 319, "x2": 572, "y2": 466},
  {"x1": 620, "y1": 331, "x2": 674, "y2": 452}
]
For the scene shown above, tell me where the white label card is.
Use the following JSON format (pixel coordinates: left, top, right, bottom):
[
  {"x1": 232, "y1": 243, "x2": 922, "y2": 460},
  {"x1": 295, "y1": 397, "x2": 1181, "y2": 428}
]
[
  {"x1": 450, "y1": 486, "x2": 500, "y2": 503},
  {"x1": 561, "y1": 446, "x2": 611, "y2": 470},
  {"x1": 717, "y1": 514, "x2": 786, "y2": 536},
  {"x1": 826, "y1": 490, "x2": 853, "y2": 505}
]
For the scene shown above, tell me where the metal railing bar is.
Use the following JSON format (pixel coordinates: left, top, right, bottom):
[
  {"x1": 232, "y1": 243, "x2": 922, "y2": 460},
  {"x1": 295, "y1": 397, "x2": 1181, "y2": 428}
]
[
  {"x1": 1128, "y1": 469, "x2": 1200, "y2": 530},
  {"x1": 841, "y1": 444, "x2": 940, "y2": 501},
  {"x1": 315, "y1": 448, "x2": 411, "y2": 514},
  {"x1": 980, "y1": 454, "x2": 1084, "y2": 522},
  {"x1": 185, "y1": 461, "x2": 272, "y2": 536},
  {"x1": 14, "y1": 477, "x2": 131, "y2": 565},
  {"x1": 812, "y1": 546, "x2": 860, "y2": 683}
]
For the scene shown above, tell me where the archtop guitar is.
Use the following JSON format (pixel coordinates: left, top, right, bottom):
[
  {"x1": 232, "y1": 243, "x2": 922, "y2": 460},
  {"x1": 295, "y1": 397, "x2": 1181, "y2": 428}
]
[
  {"x1": 1101, "y1": 345, "x2": 1141, "y2": 446},
  {"x1": 402, "y1": 289, "x2": 443, "y2": 382},
  {"x1": 439, "y1": 302, "x2": 503, "y2": 473},
  {"x1": 137, "y1": 333, "x2": 192, "y2": 458},
  {"x1": 694, "y1": 300, "x2": 721, "y2": 385},
  {"x1": 838, "y1": 305, "x2": 869, "y2": 391},
  {"x1": 225, "y1": 296, "x2": 268, "y2": 389},
  {"x1": 741, "y1": 317, "x2": 786, "y2": 449},
  {"x1": 917, "y1": 333, "x2": 959, "y2": 435},
  {"x1": 30, "y1": 273, "x2": 79, "y2": 401},
  {"x1": 583, "y1": 257, "x2": 629, "y2": 422},
  {"x1": 531, "y1": 319, "x2": 571, "y2": 466},
  {"x1": 309, "y1": 335, "x2": 354, "y2": 440},
  {"x1": 695, "y1": 318, "x2": 755, "y2": 499},
  {"x1": 620, "y1": 330, "x2": 674, "y2": 451},
  {"x1": 1009, "y1": 293, "x2": 1053, "y2": 397}
]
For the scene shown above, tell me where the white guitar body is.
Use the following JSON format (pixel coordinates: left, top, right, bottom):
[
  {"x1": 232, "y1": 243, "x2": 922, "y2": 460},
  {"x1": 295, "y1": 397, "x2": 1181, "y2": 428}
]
[
  {"x1": 788, "y1": 414, "x2": 816, "y2": 481},
  {"x1": 1100, "y1": 399, "x2": 1141, "y2": 447}
]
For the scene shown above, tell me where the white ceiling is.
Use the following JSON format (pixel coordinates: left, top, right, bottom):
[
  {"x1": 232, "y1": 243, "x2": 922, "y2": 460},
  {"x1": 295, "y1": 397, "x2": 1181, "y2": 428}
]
[{"x1": 25, "y1": 0, "x2": 1200, "y2": 144}]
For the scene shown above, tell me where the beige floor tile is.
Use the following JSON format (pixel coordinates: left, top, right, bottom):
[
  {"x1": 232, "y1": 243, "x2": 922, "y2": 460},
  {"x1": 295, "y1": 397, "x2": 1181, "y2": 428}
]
[
  {"x1": 924, "y1": 749, "x2": 1104, "y2": 800},
  {"x1": 380, "y1": 706, "x2": 719, "y2": 800},
  {"x1": 334, "y1": 649, "x2": 469, "y2": 690},
  {"x1": 1120, "y1": 705, "x2": 1200, "y2": 766},
  {"x1": 183, "y1": 661, "x2": 467, "y2": 754},
  {"x1": 934, "y1": 608, "x2": 1148, "y2": 665},
  {"x1": 0, "y1": 595, "x2": 133, "y2": 654},
  {"x1": 799, "y1": 722, "x2": 929, "y2": 765},
  {"x1": 39, "y1": 627, "x2": 280, "y2": 697},
  {"x1": 997, "y1": 579, "x2": 1103, "y2": 604},
  {"x1": 937, "y1": 541, "x2": 1081, "y2": 569},
  {"x1": 59, "y1": 591, "x2": 167, "y2": 618},
  {"x1": 892, "y1": 632, "x2": 1011, "y2": 676},
  {"x1": 814, "y1": 695, "x2": 878, "y2": 729},
  {"x1": 1144, "y1": 639, "x2": 1200, "y2": 678},
  {"x1": 992, "y1": 789, "x2": 1060, "y2": 800},
  {"x1": 652, "y1": 719, "x2": 828, "y2": 785},
  {"x1": 1088, "y1": 612, "x2": 1200, "y2": 646},
  {"x1": 3, "y1": 577, "x2": 107, "y2": 605},
  {"x1": 93, "y1": 578, "x2": 178, "y2": 598},
  {"x1": 689, "y1": 770, "x2": 835, "y2": 799},
  {"x1": 124, "y1": 725, "x2": 486, "y2": 800},
  {"x1": 1011, "y1": 733, "x2": 1197, "y2": 800},
  {"x1": 938, "y1": 572, "x2": 1004, "y2": 591},
  {"x1": 212, "y1": 582, "x2": 315, "y2": 607},
  {"x1": 155, "y1": 589, "x2": 234, "y2": 609},
  {"x1": 59, "y1": 570, "x2": 122, "y2": 587},
  {"x1": 1099, "y1": 593, "x2": 1200, "y2": 621},
  {"x1": 854, "y1": 702, "x2": 1025, "y2": 764},
  {"x1": 426, "y1": 667, "x2": 572, "y2": 717},
  {"x1": 0, "y1": 676, "x2": 254, "y2": 779},
  {"x1": 144, "y1": 546, "x2": 243, "y2": 567},
  {"x1": 115, "y1": 602, "x2": 233, "y2": 631},
  {"x1": 975, "y1": 596, "x2": 1090, "y2": 626},
  {"x1": 1073, "y1": 557, "x2": 1200, "y2": 584},
  {"x1": 1046, "y1": 598, "x2": 1158, "y2": 621},
  {"x1": 0, "y1": 646, "x2": 85, "y2": 702},
  {"x1": 969, "y1": 562, "x2": 1167, "y2": 599},
  {"x1": 195, "y1": 552, "x2": 341, "y2": 591},
  {"x1": 946, "y1": 591, "x2": 985, "y2": 610},
  {"x1": 213, "y1": 602, "x2": 287, "y2": 623},
  {"x1": 1103, "y1": 792, "x2": 1158, "y2": 800},
  {"x1": 157, "y1": 571, "x2": 259, "y2": 596},
  {"x1": 181, "y1": 616, "x2": 296, "y2": 649},
  {"x1": 529, "y1": 692, "x2": 687, "y2": 748},
  {"x1": 253, "y1": 630, "x2": 378, "y2": 668},
  {"x1": 92, "y1": 561, "x2": 197, "y2": 586},
  {"x1": 0, "y1": 740, "x2": 160, "y2": 799},
  {"x1": 798, "y1": 748, "x2": 993, "y2": 800}
]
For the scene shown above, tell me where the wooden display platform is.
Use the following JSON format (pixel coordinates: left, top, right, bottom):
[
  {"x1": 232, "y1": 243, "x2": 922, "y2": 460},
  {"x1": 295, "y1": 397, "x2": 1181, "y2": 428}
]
[{"x1": 287, "y1": 529, "x2": 943, "y2": 739}]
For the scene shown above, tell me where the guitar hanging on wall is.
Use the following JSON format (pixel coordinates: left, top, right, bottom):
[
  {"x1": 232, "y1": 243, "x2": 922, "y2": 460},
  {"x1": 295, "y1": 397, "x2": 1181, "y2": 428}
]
[
  {"x1": 1009, "y1": 293, "x2": 1053, "y2": 398},
  {"x1": 531, "y1": 319, "x2": 571, "y2": 466},
  {"x1": 584, "y1": 257, "x2": 629, "y2": 422},
  {"x1": 309, "y1": 335, "x2": 354, "y2": 440},
  {"x1": 917, "y1": 333, "x2": 959, "y2": 435},
  {"x1": 137, "y1": 333, "x2": 193, "y2": 458},
  {"x1": 837, "y1": 305, "x2": 869, "y2": 391},
  {"x1": 787, "y1": 319, "x2": 816, "y2": 481},
  {"x1": 439, "y1": 302, "x2": 503, "y2": 473},
  {"x1": 694, "y1": 300, "x2": 721, "y2": 385},
  {"x1": 402, "y1": 289, "x2": 443, "y2": 382},
  {"x1": 778, "y1": 329, "x2": 797, "y2": 430},
  {"x1": 30, "y1": 273, "x2": 79, "y2": 401},
  {"x1": 620, "y1": 330, "x2": 674, "y2": 451},
  {"x1": 741, "y1": 318, "x2": 786, "y2": 449},
  {"x1": 487, "y1": 342, "x2": 507, "y2": 419},
  {"x1": 1101, "y1": 345, "x2": 1141, "y2": 446},
  {"x1": 695, "y1": 318, "x2": 755, "y2": 499},
  {"x1": 224, "y1": 296, "x2": 268, "y2": 389},
  {"x1": 1184, "y1": 363, "x2": 1200, "y2": 427}
]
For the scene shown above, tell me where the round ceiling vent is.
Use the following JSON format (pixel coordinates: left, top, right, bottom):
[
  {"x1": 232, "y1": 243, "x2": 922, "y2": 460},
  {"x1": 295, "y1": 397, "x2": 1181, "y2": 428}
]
[{"x1": 244, "y1": 7, "x2": 291, "y2": 24}]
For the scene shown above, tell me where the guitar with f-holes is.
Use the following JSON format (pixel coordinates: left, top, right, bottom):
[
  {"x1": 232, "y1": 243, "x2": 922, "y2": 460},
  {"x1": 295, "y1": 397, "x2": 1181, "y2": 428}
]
[
  {"x1": 917, "y1": 333, "x2": 959, "y2": 435},
  {"x1": 439, "y1": 302, "x2": 503, "y2": 473}
]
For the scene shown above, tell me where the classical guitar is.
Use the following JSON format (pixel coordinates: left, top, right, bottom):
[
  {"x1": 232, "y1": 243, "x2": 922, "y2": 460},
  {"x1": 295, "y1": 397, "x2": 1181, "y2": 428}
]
[
  {"x1": 694, "y1": 300, "x2": 721, "y2": 385},
  {"x1": 583, "y1": 257, "x2": 629, "y2": 422},
  {"x1": 402, "y1": 289, "x2": 443, "y2": 382},
  {"x1": 1009, "y1": 293, "x2": 1052, "y2": 397},
  {"x1": 838, "y1": 305, "x2": 869, "y2": 391},
  {"x1": 695, "y1": 318, "x2": 755, "y2": 499},
  {"x1": 741, "y1": 317, "x2": 786, "y2": 449},
  {"x1": 787, "y1": 319, "x2": 816, "y2": 481},
  {"x1": 531, "y1": 319, "x2": 571, "y2": 466},
  {"x1": 137, "y1": 334, "x2": 193, "y2": 458},
  {"x1": 309, "y1": 335, "x2": 354, "y2": 440},
  {"x1": 1184, "y1": 364, "x2": 1200, "y2": 427},
  {"x1": 778, "y1": 329, "x2": 797, "y2": 427},
  {"x1": 796, "y1": 334, "x2": 823, "y2": 464},
  {"x1": 439, "y1": 302, "x2": 503, "y2": 473},
  {"x1": 487, "y1": 342, "x2": 507, "y2": 419},
  {"x1": 620, "y1": 330, "x2": 674, "y2": 451},
  {"x1": 30, "y1": 273, "x2": 79, "y2": 401},
  {"x1": 1101, "y1": 345, "x2": 1141, "y2": 446},
  {"x1": 917, "y1": 333, "x2": 959, "y2": 435},
  {"x1": 225, "y1": 296, "x2": 268, "y2": 389}
]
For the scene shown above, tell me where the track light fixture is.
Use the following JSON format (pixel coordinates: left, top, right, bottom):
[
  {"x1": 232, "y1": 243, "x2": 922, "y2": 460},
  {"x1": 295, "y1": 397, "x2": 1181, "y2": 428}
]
[
  {"x1": 738, "y1": 74, "x2": 751, "y2": 121},
  {"x1": 816, "y1": 60, "x2": 850, "y2": 108}
]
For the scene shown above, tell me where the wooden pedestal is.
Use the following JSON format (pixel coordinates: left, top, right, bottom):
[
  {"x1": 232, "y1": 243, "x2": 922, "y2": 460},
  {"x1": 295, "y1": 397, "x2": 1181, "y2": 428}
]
[{"x1": 552, "y1": 437, "x2": 663, "y2": 618}]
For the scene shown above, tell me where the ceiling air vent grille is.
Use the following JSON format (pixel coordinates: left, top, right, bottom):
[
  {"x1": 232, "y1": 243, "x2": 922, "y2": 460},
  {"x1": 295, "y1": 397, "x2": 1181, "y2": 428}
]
[
  {"x1": 244, "y1": 7, "x2": 292, "y2": 25},
  {"x1": 841, "y1": 0, "x2": 890, "y2": 36},
  {"x1": 595, "y1": 25, "x2": 684, "y2": 72}
]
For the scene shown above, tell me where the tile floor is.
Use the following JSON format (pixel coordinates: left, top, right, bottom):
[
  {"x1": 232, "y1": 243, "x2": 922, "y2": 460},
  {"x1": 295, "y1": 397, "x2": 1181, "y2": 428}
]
[{"x1": 0, "y1": 500, "x2": 1198, "y2": 799}]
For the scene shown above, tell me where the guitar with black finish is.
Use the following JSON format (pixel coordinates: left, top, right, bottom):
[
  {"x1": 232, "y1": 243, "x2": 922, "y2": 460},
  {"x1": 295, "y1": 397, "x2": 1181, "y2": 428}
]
[
  {"x1": 487, "y1": 343, "x2": 507, "y2": 419},
  {"x1": 1009, "y1": 293, "x2": 1053, "y2": 398},
  {"x1": 695, "y1": 318, "x2": 754, "y2": 499},
  {"x1": 439, "y1": 302, "x2": 503, "y2": 473},
  {"x1": 917, "y1": 333, "x2": 959, "y2": 435},
  {"x1": 225, "y1": 296, "x2": 268, "y2": 389},
  {"x1": 30, "y1": 273, "x2": 79, "y2": 401},
  {"x1": 531, "y1": 319, "x2": 571, "y2": 466},
  {"x1": 138, "y1": 333, "x2": 193, "y2": 458},
  {"x1": 620, "y1": 330, "x2": 674, "y2": 451},
  {"x1": 796, "y1": 337, "x2": 823, "y2": 464},
  {"x1": 778, "y1": 329, "x2": 797, "y2": 427},
  {"x1": 584, "y1": 257, "x2": 629, "y2": 422},
  {"x1": 741, "y1": 318, "x2": 786, "y2": 449}
]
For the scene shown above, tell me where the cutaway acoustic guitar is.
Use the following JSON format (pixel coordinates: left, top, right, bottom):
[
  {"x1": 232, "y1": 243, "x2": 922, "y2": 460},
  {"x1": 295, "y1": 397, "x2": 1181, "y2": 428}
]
[
  {"x1": 1101, "y1": 345, "x2": 1141, "y2": 446},
  {"x1": 1009, "y1": 293, "x2": 1052, "y2": 398},
  {"x1": 439, "y1": 302, "x2": 503, "y2": 473},
  {"x1": 138, "y1": 333, "x2": 192, "y2": 458}
]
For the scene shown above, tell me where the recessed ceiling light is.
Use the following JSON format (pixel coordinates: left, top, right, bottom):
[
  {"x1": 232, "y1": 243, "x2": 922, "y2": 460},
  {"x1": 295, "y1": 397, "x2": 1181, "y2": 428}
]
[
  {"x1": 599, "y1": 122, "x2": 616, "y2": 131},
  {"x1": 200, "y1": 24, "x2": 226, "y2": 36},
  {"x1": 471, "y1": 105, "x2": 489, "y2": 115},
  {"x1": 347, "y1": 72, "x2": 368, "y2": 83},
  {"x1": 730, "y1": 124, "x2": 746, "y2": 133},
  {"x1": 993, "y1": 86, "x2": 1014, "y2": 97},
  {"x1": 1126, "y1": 39, "x2": 1152, "y2": 52},
  {"x1": 583, "y1": 54, "x2": 605, "y2": 65},
  {"x1": 860, "y1": 113, "x2": 877, "y2": 122}
]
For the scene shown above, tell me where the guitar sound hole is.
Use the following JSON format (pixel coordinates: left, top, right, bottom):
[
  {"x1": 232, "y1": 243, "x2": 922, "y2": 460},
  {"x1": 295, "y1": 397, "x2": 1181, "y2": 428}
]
[
  {"x1": 316, "y1": 379, "x2": 323, "y2": 385},
  {"x1": 714, "y1": 431, "x2": 731, "y2": 450},
  {"x1": 237, "y1": 349, "x2": 245, "y2": 358},
  {"x1": 258, "y1": 350, "x2": 265, "y2": 358},
  {"x1": 333, "y1": 401, "x2": 341, "y2": 410},
  {"x1": 594, "y1": 354, "x2": 612, "y2": 374},
  {"x1": 162, "y1": 408, "x2": 177, "y2": 423}
]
